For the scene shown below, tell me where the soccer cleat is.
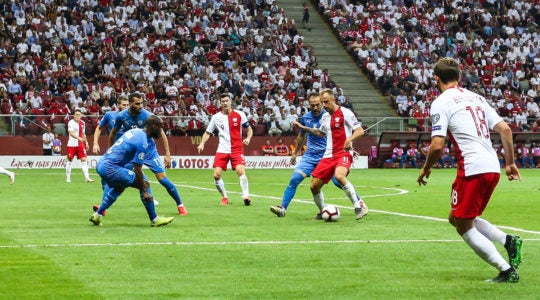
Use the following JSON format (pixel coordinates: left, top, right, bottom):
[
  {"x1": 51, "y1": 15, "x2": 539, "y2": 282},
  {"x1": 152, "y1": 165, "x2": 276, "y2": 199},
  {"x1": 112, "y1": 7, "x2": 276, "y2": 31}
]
[
  {"x1": 220, "y1": 198, "x2": 229, "y2": 205},
  {"x1": 151, "y1": 216, "x2": 174, "y2": 227},
  {"x1": 89, "y1": 213, "x2": 102, "y2": 226},
  {"x1": 244, "y1": 198, "x2": 251, "y2": 206},
  {"x1": 270, "y1": 206, "x2": 286, "y2": 217},
  {"x1": 314, "y1": 212, "x2": 323, "y2": 220},
  {"x1": 86, "y1": 178, "x2": 95, "y2": 183},
  {"x1": 504, "y1": 235, "x2": 523, "y2": 269},
  {"x1": 9, "y1": 172, "x2": 15, "y2": 185},
  {"x1": 355, "y1": 202, "x2": 369, "y2": 220},
  {"x1": 93, "y1": 205, "x2": 107, "y2": 216},
  {"x1": 487, "y1": 267, "x2": 519, "y2": 283},
  {"x1": 178, "y1": 205, "x2": 187, "y2": 216}
]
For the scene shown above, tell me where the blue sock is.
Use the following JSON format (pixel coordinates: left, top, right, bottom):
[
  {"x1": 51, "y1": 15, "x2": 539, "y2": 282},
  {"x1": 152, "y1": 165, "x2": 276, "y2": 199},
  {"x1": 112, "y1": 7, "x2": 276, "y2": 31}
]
[
  {"x1": 281, "y1": 172, "x2": 305, "y2": 210},
  {"x1": 332, "y1": 177, "x2": 361, "y2": 201},
  {"x1": 140, "y1": 186, "x2": 157, "y2": 220},
  {"x1": 98, "y1": 186, "x2": 124, "y2": 214},
  {"x1": 159, "y1": 177, "x2": 182, "y2": 205}
]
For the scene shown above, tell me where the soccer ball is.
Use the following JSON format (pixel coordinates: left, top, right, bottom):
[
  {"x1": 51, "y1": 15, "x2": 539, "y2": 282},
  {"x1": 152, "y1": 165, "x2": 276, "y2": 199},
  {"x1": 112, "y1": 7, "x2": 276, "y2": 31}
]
[{"x1": 321, "y1": 204, "x2": 340, "y2": 222}]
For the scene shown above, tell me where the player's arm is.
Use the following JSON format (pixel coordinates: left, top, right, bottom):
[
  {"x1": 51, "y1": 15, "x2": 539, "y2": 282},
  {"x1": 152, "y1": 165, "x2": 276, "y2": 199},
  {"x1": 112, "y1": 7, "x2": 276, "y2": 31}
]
[
  {"x1": 243, "y1": 123, "x2": 253, "y2": 145},
  {"x1": 493, "y1": 120, "x2": 521, "y2": 181},
  {"x1": 93, "y1": 125, "x2": 103, "y2": 154},
  {"x1": 131, "y1": 162, "x2": 152, "y2": 202},
  {"x1": 292, "y1": 120, "x2": 325, "y2": 137},
  {"x1": 344, "y1": 126, "x2": 364, "y2": 150},
  {"x1": 417, "y1": 135, "x2": 445, "y2": 185},
  {"x1": 197, "y1": 131, "x2": 212, "y2": 154},
  {"x1": 108, "y1": 127, "x2": 117, "y2": 148},
  {"x1": 159, "y1": 129, "x2": 172, "y2": 168},
  {"x1": 290, "y1": 132, "x2": 305, "y2": 165}
]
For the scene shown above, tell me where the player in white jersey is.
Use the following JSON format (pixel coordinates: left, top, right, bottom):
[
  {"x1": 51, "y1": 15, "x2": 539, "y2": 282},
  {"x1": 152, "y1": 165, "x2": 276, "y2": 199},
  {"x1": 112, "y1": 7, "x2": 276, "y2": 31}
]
[
  {"x1": 197, "y1": 93, "x2": 253, "y2": 206},
  {"x1": 417, "y1": 57, "x2": 523, "y2": 283},
  {"x1": 66, "y1": 109, "x2": 94, "y2": 183},
  {"x1": 295, "y1": 89, "x2": 368, "y2": 220}
]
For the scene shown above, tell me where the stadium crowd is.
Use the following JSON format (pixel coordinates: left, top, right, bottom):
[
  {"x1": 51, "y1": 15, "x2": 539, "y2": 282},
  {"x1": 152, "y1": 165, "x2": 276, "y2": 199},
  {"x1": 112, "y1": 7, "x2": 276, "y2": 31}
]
[
  {"x1": 0, "y1": 0, "x2": 346, "y2": 137},
  {"x1": 317, "y1": 0, "x2": 540, "y2": 133}
]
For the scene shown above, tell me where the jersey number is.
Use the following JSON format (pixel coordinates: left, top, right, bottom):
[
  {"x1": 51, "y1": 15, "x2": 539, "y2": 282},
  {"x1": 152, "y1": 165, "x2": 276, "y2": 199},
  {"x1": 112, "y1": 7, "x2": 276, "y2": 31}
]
[{"x1": 466, "y1": 106, "x2": 489, "y2": 138}]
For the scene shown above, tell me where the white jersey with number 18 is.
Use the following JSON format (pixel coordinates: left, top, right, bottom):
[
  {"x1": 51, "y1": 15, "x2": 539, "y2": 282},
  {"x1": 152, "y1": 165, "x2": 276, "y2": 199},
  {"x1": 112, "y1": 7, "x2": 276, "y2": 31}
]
[{"x1": 430, "y1": 86, "x2": 503, "y2": 177}]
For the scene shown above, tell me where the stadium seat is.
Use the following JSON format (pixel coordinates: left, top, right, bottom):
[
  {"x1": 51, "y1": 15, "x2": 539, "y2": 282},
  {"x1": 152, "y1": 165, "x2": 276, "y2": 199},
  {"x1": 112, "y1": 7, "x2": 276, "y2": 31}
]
[
  {"x1": 253, "y1": 124, "x2": 266, "y2": 136},
  {"x1": 53, "y1": 123, "x2": 67, "y2": 135}
]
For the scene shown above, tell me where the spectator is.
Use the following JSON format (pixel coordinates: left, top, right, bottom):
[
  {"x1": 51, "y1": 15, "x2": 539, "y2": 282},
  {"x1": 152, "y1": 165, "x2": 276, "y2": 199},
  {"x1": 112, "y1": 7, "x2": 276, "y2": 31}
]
[
  {"x1": 262, "y1": 139, "x2": 274, "y2": 156},
  {"x1": 274, "y1": 138, "x2": 289, "y2": 156},
  {"x1": 266, "y1": 114, "x2": 282, "y2": 137},
  {"x1": 42, "y1": 126, "x2": 54, "y2": 155}
]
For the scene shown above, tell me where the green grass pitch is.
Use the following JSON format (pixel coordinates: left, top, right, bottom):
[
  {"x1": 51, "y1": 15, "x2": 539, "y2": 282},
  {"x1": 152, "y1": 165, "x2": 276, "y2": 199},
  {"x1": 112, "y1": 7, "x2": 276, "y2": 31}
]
[{"x1": 0, "y1": 168, "x2": 539, "y2": 299}]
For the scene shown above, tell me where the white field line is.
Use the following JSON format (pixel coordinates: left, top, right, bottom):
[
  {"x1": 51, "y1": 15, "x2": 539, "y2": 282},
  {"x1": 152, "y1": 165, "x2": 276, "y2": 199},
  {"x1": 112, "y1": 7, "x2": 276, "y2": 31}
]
[
  {"x1": 1, "y1": 239, "x2": 539, "y2": 249},
  {"x1": 175, "y1": 182, "x2": 540, "y2": 236}
]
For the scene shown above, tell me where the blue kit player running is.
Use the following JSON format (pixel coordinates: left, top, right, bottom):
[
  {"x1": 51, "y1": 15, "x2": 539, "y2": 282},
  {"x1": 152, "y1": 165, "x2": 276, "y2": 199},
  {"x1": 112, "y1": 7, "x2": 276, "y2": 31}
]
[
  {"x1": 270, "y1": 92, "x2": 366, "y2": 217},
  {"x1": 108, "y1": 92, "x2": 187, "y2": 215},
  {"x1": 89, "y1": 115, "x2": 174, "y2": 227}
]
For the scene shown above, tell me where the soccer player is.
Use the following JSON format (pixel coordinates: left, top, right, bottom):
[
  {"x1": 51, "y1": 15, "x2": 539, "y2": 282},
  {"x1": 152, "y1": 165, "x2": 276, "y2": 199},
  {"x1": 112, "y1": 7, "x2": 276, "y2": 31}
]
[
  {"x1": 0, "y1": 166, "x2": 15, "y2": 184},
  {"x1": 66, "y1": 109, "x2": 95, "y2": 183},
  {"x1": 90, "y1": 115, "x2": 174, "y2": 227},
  {"x1": 417, "y1": 57, "x2": 523, "y2": 283},
  {"x1": 92, "y1": 95, "x2": 129, "y2": 154},
  {"x1": 197, "y1": 93, "x2": 253, "y2": 206},
  {"x1": 270, "y1": 92, "x2": 366, "y2": 217},
  {"x1": 109, "y1": 92, "x2": 187, "y2": 215},
  {"x1": 292, "y1": 89, "x2": 368, "y2": 220}
]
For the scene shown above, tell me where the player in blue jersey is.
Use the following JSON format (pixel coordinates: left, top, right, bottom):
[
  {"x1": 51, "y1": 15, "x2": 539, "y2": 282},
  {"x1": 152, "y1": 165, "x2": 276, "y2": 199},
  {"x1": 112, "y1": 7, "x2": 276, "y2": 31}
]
[
  {"x1": 270, "y1": 92, "x2": 366, "y2": 218},
  {"x1": 92, "y1": 95, "x2": 129, "y2": 155},
  {"x1": 89, "y1": 115, "x2": 174, "y2": 227},
  {"x1": 108, "y1": 92, "x2": 187, "y2": 215}
]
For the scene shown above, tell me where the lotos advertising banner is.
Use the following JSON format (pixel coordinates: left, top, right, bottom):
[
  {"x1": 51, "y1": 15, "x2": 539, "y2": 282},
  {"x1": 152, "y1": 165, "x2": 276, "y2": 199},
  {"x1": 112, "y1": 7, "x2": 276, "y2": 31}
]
[{"x1": 0, "y1": 156, "x2": 368, "y2": 169}]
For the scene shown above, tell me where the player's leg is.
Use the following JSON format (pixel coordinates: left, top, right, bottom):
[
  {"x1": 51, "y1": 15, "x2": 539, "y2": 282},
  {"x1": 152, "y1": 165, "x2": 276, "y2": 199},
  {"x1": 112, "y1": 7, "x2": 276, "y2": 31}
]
[
  {"x1": 0, "y1": 166, "x2": 15, "y2": 184},
  {"x1": 80, "y1": 157, "x2": 94, "y2": 182},
  {"x1": 235, "y1": 164, "x2": 251, "y2": 206},
  {"x1": 474, "y1": 218, "x2": 523, "y2": 269},
  {"x1": 65, "y1": 147, "x2": 75, "y2": 182},
  {"x1": 282, "y1": 171, "x2": 306, "y2": 208},
  {"x1": 213, "y1": 153, "x2": 229, "y2": 205},
  {"x1": 154, "y1": 171, "x2": 186, "y2": 215},
  {"x1": 450, "y1": 175, "x2": 518, "y2": 282}
]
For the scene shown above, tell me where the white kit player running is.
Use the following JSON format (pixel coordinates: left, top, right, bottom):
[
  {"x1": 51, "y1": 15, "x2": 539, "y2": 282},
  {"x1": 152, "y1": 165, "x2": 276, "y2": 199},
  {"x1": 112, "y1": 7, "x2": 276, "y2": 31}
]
[
  {"x1": 66, "y1": 109, "x2": 94, "y2": 183},
  {"x1": 197, "y1": 93, "x2": 253, "y2": 206},
  {"x1": 417, "y1": 57, "x2": 523, "y2": 283}
]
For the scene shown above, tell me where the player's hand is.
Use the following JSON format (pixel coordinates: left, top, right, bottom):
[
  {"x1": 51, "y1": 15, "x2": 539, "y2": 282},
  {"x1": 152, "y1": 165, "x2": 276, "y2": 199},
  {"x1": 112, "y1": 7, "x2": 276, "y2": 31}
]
[
  {"x1": 197, "y1": 144, "x2": 204, "y2": 154},
  {"x1": 343, "y1": 140, "x2": 352, "y2": 151},
  {"x1": 291, "y1": 121, "x2": 301, "y2": 129},
  {"x1": 290, "y1": 153, "x2": 297, "y2": 165},
  {"x1": 506, "y1": 163, "x2": 522, "y2": 181},
  {"x1": 93, "y1": 144, "x2": 100, "y2": 155},
  {"x1": 417, "y1": 168, "x2": 431, "y2": 186},
  {"x1": 164, "y1": 155, "x2": 171, "y2": 168},
  {"x1": 243, "y1": 137, "x2": 251, "y2": 145}
]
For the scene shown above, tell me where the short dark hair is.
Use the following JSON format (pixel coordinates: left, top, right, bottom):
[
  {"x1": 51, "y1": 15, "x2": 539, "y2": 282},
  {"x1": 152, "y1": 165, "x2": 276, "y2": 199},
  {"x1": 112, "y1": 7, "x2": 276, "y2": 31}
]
[{"x1": 129, "y1": 92, "x2": 143, "y2": 103}]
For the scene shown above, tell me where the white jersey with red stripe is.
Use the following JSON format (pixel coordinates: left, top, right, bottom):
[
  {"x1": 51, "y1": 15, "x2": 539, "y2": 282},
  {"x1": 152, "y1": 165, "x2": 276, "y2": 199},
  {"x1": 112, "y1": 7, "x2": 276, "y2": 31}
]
[
  {"x1": 206, "y1": 109, "x2": 250, "y2": 154},
  {"x1": 319, "y1": 106, "x2": 362, "y2": 158},
  {"x1": 430, "y1": 85, "x2": 503, "y2": 177},
  {"x1": 67, "y1": 119, "x2": 85, "y2": 147}
]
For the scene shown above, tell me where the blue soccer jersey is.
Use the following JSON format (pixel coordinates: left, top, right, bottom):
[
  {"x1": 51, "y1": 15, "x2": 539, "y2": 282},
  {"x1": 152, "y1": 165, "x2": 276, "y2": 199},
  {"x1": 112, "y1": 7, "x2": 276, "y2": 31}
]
[
  {"x1": 96, "y1": 128, "x2": 150, "y2": 187},
  {"x1": 113, "y1": 108, "x2": 153, "y2": 140},
  {"x1": 98, "y1": 110, "x2": 119, "y2": 134},
  {"x1": 295, "y1": 110, "x2": 328, "y2": 176},
  {"x1": 113, "y1": 108, "x2": 164, "y2": 173}
]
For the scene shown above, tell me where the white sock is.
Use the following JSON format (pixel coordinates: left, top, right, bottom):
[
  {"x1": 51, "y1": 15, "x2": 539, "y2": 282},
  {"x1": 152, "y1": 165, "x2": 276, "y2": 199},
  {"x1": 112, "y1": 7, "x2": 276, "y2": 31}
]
[
  {"x1": 239, "y1": 174, "x2": 249, "y2": 199},
  {"x1": 313, "y1": 192, "x2": 325, "y2": 211},
  {"x1": 474, "y1": 218, "x2": 507, "y2": 245},
  {"x1": 462, "y1": 228, "x2": 511, "y2": 271},
  {"x1": 81, "y1": 161, "x2": 90, "y2": 179},
  {"x1": 342, "y1": 181, "x2": 360, "y2": 208},
  {"x1": 66, "y1": 161, "x2": 72, "y2": 179},
  {"x1": 0, "y1": 166, "x2": 11, "y2": 176},
  {"x1": 215, "y1": 178, "x2": 228, "y2": 198}
]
